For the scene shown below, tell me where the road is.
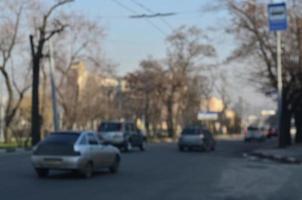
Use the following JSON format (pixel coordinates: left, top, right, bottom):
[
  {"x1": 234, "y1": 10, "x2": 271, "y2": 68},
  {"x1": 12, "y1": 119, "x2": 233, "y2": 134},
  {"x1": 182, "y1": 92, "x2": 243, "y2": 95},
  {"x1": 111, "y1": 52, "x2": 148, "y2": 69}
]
[{"x1": 0, "y1": 139, "x2": 301, "y2": 200}]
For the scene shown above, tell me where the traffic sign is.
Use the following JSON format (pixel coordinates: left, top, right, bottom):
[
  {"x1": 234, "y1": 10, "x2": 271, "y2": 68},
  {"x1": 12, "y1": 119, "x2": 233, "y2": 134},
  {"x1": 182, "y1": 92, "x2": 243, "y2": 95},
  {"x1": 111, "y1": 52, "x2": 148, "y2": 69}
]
[
  {"x1": 268, "y1": 2, "x2": 287, "y2": 31},
  {"x1": 198, "y1": 112, "x2": 218, "y2": 121}
]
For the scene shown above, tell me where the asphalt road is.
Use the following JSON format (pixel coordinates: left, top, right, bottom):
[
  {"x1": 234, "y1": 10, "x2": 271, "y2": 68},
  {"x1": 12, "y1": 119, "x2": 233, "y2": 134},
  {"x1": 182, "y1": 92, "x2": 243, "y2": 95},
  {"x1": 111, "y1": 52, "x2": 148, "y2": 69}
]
[{"x1": 0, "y1": 138, "x2": 302, "y2": 200}]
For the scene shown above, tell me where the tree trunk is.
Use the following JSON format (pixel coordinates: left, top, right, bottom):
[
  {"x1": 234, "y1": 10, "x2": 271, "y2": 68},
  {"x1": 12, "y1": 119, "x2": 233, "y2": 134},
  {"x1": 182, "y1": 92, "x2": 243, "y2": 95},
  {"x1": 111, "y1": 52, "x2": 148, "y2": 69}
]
[
  {"x1": 166, "y1": 96, "x2": 174, "y2": 137},
  {"x1": 278, "y1": 97, "x2": 292, "y2": 148},
  {"x1": 1, "y1": 68, "x2": 14, "y2": 143},
  {"x1": 30, "y1": 35, "x2": 42, "y2": 146},
  {"x1": 144, "y1": 94, "x2": 150, "y2": 135}
]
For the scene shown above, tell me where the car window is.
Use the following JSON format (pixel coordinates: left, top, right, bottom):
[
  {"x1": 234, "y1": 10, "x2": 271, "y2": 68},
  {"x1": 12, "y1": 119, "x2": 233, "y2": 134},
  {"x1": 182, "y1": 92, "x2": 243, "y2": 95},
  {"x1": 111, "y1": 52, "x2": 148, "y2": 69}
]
[
  {"x1": 78, "y1": 135, "x2": 87, "y2": 145},
  {"x1": 42, "y1": 132, "x2": 80, "y2": 145},
  {"x1": 125, "y1": 123, "x2": 132, "y2": 132},
  {"x1": 98, "y1": 122, "x2": 122, "y2": 132},
  {"x1": 182, "y1": 128, "x2": 199, "y2": 135},
  {"x1": 87, "y1": 133, "x2": 99, "y2": 145},
  {"x1": 204, "y1": 130, "x2": 213, "y2": 139},
  {"x1": 130, "y1": 123, "x2": 135, "y2": 131},
  {"x1": 248, "y1": 127, "x2": 259, "y2": 131}
]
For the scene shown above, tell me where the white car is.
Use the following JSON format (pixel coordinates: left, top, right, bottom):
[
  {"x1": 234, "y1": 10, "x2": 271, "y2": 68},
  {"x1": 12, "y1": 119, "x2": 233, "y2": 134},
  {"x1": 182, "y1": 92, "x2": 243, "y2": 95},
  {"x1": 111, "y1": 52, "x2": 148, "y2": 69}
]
[{"x1": 244, "y1": 126, "x2": 266, "y2": 142}]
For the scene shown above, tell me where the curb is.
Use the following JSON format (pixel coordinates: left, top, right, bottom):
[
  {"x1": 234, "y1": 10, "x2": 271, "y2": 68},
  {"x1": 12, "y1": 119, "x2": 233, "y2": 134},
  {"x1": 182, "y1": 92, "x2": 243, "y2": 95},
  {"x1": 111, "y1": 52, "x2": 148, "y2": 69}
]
[
  {"x1": 246, "y1": 152, "x2": 302, "y2": 164},
  {"x1": 0, "y1": 148, "x2": 32, "y2": 154}
]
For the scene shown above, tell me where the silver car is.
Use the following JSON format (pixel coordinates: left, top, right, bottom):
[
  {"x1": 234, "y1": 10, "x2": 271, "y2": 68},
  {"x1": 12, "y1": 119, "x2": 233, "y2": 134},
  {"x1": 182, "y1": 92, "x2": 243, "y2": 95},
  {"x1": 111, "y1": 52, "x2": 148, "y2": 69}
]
[
  {"x1": 178, "y1": 126, "x2": 216, "y2": 152},
  {"x1": 31, "y1": 131, "x2": 121, "y2": 178},
  {"x1": 244, "y1": 126, "x2": 266, "y2": 142},
  {"x1": 97, "y1": 121, "x2": 145, "y2": 152}
]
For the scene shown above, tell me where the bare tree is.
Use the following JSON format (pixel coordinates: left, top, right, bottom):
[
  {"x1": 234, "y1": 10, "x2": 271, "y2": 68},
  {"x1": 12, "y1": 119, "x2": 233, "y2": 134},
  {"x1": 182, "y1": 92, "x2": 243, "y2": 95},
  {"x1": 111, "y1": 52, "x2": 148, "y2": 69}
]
[
  {"x1": 224, "y1": 0, "x2": 302, "y2": 146},
  {"x1": 0, "y1": 1, "x2": 31, "y2": 143},
  {"x1": 29, "y1": 0, "x2": 74, "y2": 145},
  {"x1": 125, "y1": 58, "x2": 166, "y2": 135},
  {"x1": 51, "y1": 14, "x2": 110, "y2": 129},
  {"x1": 164, "y1": 26, "x2": 216, "y2": 137}
]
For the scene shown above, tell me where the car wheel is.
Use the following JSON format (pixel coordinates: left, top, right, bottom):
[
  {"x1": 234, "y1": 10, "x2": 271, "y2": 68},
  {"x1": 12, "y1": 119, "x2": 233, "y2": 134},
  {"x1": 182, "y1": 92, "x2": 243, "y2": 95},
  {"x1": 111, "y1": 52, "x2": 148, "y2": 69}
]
[
  {"x1": 82, "y1": 162, "x2": 93, "y2": 179},
  {"x1": 35, "y1": 168, "x2": 49, "y2": 178},
  {"x1": 179, "y1": 146, "x2": 184, "y2": 152},
  {"x1": 109, "y1": 155, "x2": 120, "y2": 174},
  {"x1": 203, "y1": 142, "x2": 211, "y2": 152},
  {"x1": 139, "y1": 142, "x2": 145, "y2": 151},
  {"x1": 124, "y1": 141, "x2": 132, "y2": 152}
]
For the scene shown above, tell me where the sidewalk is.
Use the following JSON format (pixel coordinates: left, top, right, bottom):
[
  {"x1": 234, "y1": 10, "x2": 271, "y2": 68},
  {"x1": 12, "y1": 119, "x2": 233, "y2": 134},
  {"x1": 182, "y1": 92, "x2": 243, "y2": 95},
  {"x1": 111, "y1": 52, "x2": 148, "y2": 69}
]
[
  {"x1": 247, "y1": 145, "x2": 302, "y2": 164},
  {"x1": 215, "y1": 134, "x2": 243, "y2": 141},
  {"x1": 0, "y1": 147, "x2": 31, "y2": 155}
]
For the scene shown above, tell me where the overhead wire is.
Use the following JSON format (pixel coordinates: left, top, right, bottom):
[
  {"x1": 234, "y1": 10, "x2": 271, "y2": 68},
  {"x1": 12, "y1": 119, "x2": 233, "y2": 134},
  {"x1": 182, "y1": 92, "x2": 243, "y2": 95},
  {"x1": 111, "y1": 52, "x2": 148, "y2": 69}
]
[
  {"x1": 129, "y1": 0, "x2": 174, "y2": 31},
  {"x1": 111, "y1": 0, "x2": 167, "y2": 37}
]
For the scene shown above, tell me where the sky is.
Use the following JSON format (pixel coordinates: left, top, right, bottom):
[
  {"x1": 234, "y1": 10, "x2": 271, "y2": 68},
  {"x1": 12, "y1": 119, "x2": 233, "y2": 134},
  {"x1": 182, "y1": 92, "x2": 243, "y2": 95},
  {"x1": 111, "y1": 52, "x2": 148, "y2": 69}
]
[
  {"x1": 67, "y1": 0, "x2": 275, "y2": 115},
  {"x1": 70, "y1": 0, "x2": 231, "y2": 74}
]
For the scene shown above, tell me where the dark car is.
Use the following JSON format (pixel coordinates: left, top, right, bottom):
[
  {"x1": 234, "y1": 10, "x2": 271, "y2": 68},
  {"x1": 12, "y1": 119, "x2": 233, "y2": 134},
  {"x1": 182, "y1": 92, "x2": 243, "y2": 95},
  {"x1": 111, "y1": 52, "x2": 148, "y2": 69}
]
[
  {"x1": 97, "y1": 121, "x2": 145, "y2": 152},
  {"x1": 178, "y1": 126, "x2": 216, "y2": 152},
  {"x1": 266, "y1": 127, "x2": 278, "y2": 138}
]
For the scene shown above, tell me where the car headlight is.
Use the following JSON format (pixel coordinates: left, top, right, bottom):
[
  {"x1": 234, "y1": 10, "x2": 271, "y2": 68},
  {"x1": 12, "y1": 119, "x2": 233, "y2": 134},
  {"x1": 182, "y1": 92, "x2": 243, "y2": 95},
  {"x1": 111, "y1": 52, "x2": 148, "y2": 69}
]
[{"x1": 32, "y1": 143, "x2": 40, "y2": 153}]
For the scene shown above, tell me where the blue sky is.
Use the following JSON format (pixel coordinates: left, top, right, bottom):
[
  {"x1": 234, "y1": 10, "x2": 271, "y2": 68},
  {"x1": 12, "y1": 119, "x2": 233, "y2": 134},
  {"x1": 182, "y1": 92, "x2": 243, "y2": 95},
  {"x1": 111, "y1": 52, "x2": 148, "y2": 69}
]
[{"x1": 69, "y1": 0, "x2": 232, "y2": 75}]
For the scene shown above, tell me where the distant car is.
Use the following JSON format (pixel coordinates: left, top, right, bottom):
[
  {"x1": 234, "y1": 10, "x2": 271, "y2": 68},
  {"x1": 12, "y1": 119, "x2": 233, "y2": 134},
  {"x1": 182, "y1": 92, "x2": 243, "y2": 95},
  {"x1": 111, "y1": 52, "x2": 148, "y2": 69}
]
[
  {"x1": 97, "y1": 121, "x2": 145, "y2": 152},
  {"x1": 178, "y1": 126, "x2": 216, "y2": 152},
  {"x1": 244, "y1": 126, "x2": 266, "y2": 142},
  {"x1": 31, "y1": 131, "x2": 121, "y2": 178},
  {"x1": 266, "y1": 127, "x2": 278, "y2": 138}
]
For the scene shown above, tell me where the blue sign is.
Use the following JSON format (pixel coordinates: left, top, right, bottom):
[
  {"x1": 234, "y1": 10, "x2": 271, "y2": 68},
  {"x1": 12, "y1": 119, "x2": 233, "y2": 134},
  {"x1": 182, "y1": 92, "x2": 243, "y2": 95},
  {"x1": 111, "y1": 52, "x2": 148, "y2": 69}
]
[{"x1": 268, "y1": 3, "x2": 287, "y2": 31}]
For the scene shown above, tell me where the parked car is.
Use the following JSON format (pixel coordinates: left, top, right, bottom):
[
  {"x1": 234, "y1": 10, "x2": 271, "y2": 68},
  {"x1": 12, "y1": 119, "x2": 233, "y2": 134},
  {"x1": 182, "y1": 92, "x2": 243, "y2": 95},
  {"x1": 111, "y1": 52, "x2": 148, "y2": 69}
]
[
  {"x1": 97, "y1": 121, "x2": 145, "y2": 152},
  {"x1": 31, "y1": 131, "x2": 121, "y2": 178},
  {"x1": 178, "y1": 126, "x2": 216, "y2": 152},
  {"x1": 244, "y1": 126, "x2": 266, "y2": 142},
  {"x1": 266, "y1": 127, "x2": 278, "y2": 138}
]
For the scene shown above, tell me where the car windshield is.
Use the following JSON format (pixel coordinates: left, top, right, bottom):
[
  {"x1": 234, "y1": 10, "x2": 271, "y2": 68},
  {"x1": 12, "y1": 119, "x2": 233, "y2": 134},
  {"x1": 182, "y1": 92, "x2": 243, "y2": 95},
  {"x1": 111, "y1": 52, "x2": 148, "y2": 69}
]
[
  {"x1": 42, "y1": 132, "x2": 80, "y2": 145},
  {"x1": 98, "y1": 123, "x2": 122, "y2": 132},
  {"x1": 248, "y1": 127, "x2": 260, "y2": 131},
  {"x1": 181, "y1": 128, "x2": 200, "y2": 135}
]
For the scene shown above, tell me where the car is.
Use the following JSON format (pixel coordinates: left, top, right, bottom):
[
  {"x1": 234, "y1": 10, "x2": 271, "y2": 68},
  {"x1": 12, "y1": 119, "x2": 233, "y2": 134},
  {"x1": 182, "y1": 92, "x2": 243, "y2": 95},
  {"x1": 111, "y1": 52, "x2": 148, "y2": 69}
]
[
  {"x1": 178, "y1": 126, "x2": 216, "y2": 152},
  {"x1": 266, "y1": 127, "x2": 278, "y2": 138},
  {"x1": 244, "y1": 126, "x2": 266, "y2": 142},
  {"x1": 97, "y1": 121, "x2": 145, "y2": 152},
  {"x1": 31, "y1": 131, "x2": 121, "y2": 178}
]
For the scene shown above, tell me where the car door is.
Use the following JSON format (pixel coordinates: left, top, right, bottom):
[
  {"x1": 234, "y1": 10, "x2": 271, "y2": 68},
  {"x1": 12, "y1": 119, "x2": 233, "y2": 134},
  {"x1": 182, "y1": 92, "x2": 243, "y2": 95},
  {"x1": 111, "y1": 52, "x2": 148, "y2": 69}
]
[
  {"x1": 87, "y1": 133, "x2": 112, "y2": 168},
  {"x1": 124, "y1": 123, "x2": 132, "y2": 143},
  {"x1": 87, "y1": 133, "x2": 104, "y2": 169},
  {"x1": 76, "y1": 134, "x2": 91, "y2": 161},
  {"x1": 205, "y1": 130, "x2": 215, "y2": 148},
  {"x1": 132, "y1": 126, "x2": 143, "y2": 146},
  {"x1": 202, "y1": 129, "x2": 212, "y2": 148}
]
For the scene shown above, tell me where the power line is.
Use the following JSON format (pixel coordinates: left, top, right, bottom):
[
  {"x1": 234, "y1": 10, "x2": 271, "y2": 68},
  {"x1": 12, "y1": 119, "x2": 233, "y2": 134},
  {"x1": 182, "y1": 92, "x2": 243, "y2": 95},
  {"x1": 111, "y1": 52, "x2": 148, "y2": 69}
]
[
  {"x1": 95, "y1": 10, "x2": 201, "y2": 20},
  {"x1": 111, "y1": 0, "x2": 166, "y2": 36},
  {"x1": 130, "y1": 0, "x2": 174, "y2": 30},
  {"x1": 112, "y1": 0, "x2": 137, "y2": 13},
  {"x1": 129, "y1": 13, "x2": 176, "y2": 18},
  {"x1": 130, "y1": 0, "x2": 153, "y2": 13}
]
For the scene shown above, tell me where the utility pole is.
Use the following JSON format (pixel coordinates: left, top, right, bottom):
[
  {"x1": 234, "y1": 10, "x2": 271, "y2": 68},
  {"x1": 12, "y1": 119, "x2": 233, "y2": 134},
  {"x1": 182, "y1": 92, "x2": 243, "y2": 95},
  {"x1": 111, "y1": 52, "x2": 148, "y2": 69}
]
[
  {"x1": 276, "y1": 31, "x2": 284, "y2": 146},
  {"x1": 117, "y1": 78, "x2": 123, "y2": 121},
  {"x1": 48, "y1": 39, "x2": 60, "y2": 131},
  {"x1": 268, "y1": 2, "x2": 287, "y2": 147}
]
